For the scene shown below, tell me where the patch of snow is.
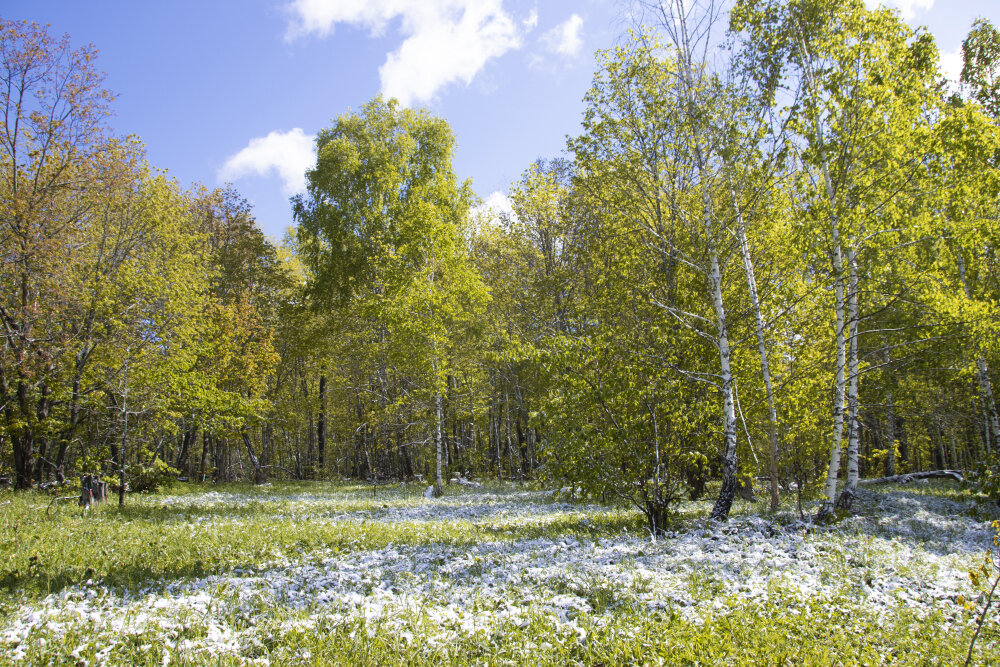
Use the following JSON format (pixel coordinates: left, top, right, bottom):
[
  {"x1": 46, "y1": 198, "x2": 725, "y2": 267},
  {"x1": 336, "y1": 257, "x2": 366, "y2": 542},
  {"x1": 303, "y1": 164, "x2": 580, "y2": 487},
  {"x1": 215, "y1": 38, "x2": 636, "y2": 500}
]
[{"x1": 1, "y1": 486, "x2": 995, "y2": 663}]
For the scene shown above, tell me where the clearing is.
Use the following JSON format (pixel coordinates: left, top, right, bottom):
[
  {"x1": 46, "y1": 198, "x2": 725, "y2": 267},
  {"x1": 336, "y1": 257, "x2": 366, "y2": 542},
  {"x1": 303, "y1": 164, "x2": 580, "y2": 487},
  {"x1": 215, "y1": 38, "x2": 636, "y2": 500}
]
[{"x1": 0, "y1": 481, "x2": 997, "y2": 665}]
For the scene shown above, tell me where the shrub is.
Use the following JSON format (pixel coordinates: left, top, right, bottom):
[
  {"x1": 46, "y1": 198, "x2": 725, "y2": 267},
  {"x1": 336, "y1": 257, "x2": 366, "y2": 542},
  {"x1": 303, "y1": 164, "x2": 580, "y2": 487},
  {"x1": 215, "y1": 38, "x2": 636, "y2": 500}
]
[{"x1": 129, "y1": 457, "x2": 180, "y2": 493}]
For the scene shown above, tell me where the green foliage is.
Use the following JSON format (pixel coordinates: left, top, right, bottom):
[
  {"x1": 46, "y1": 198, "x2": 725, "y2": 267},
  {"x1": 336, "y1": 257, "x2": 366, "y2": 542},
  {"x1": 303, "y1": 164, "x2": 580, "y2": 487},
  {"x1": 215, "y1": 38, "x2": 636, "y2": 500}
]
[
  {"x1": 5, "y1": 4, "x2": 1000, "y2": 532},
  {"x1": 128, "y1": 458, "x2": 181, "y2": 494},
  {"x1": 962, "y1": 18, "x2": 1000, "y2": 119}
]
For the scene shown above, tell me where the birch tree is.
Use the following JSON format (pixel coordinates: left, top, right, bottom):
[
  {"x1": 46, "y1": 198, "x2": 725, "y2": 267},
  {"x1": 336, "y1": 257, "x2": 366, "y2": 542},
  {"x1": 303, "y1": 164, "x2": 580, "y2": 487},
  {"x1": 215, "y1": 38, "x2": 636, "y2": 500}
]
[
  {"x1": 294, "y1": 98, "x2": 487, "y2": 498},
  {"x1": 732, "y1": 0, "x2": 941, "y2": 516}
]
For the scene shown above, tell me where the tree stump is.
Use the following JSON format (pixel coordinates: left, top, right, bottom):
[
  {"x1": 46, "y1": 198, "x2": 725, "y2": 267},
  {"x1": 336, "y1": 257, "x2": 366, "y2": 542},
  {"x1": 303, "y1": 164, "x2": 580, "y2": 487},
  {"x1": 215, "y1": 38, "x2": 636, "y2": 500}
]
[{"x1": 79, "y1": 475, "x2": 107, "y2": 510}]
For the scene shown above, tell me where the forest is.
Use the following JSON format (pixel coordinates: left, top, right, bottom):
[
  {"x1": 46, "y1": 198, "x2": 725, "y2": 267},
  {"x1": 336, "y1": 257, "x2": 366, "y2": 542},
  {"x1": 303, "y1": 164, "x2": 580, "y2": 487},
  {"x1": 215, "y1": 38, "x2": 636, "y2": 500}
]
[
  {"x1": 4, "y1": 0, "x2": 1000, "y2": 524},
  {"x1": 2, "y1": 0, "x2": 1000, "y2": 663}
]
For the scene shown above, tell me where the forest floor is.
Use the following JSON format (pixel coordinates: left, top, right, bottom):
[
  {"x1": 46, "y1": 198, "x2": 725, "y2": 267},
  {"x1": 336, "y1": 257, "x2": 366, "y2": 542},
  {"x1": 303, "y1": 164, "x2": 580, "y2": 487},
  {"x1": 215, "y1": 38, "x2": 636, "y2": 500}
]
[{"x1": 0, "y1": 479, "x2": 998, "y2": 665}]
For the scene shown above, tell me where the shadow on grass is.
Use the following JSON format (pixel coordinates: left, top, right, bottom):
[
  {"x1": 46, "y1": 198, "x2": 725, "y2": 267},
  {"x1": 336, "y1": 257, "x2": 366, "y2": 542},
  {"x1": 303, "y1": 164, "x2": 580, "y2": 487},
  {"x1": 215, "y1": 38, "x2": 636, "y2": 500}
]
[
  {"x1": 0, "y1": 492, "x2": 647, "y2": 600},
  {"x1": 5, "y1": 480, "x2": 991, "y2": 601}
]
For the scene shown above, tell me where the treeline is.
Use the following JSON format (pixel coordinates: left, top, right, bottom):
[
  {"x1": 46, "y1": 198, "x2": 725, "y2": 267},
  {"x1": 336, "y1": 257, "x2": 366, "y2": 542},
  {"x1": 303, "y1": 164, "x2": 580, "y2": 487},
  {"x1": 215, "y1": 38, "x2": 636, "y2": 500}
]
[{"x1": 2, "y1": 1, "x2": 1000, "y2": 527}]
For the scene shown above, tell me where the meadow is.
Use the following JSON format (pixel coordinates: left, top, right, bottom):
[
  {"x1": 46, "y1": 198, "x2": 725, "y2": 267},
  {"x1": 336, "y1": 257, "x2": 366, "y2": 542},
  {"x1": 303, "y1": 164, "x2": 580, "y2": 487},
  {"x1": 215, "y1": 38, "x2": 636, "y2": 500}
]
[{"x1": 0, "y1": 480, "x2": 997, "y2": 665}]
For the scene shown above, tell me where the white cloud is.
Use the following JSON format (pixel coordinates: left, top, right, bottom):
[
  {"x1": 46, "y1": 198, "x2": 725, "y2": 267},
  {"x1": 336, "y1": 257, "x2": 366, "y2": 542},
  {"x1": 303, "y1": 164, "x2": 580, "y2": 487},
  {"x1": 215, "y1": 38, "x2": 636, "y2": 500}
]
[
  {"x1": 473, "y1": 190, "x2": 516, "y2": 226},
  {"x1": 483, "y1": 190, "x2": 514, "y2": 216},
  {"x1": 219, "y1": 128, "x2": 316, "y2": 195},
  {"x1": 939, "y1": 46, "x2": 963, "y2": 86},
  {"x1": 523, "y1": 9, "x2": 538, "y2": 31},
  {"x1": 542, "y1": 14, "x2": 583, "y2": 58},
  {"x1": 865, "y1": 0, "x2": 934, "y2": 20},
  {"x1": 286, "y1": 0, "x2": 522, "y2": 107}
]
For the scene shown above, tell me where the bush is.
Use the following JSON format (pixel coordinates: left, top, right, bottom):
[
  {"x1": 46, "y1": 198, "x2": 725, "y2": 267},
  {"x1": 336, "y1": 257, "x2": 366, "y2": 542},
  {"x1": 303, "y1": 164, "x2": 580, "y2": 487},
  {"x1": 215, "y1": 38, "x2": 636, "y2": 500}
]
[{"x1": 130, "y1": 458, "x2": 180, "y2": 493}]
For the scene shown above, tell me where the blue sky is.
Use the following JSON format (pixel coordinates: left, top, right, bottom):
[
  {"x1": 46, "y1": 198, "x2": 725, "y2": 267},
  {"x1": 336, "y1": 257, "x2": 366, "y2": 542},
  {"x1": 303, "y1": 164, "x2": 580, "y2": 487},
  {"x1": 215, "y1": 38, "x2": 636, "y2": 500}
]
[{"x1": 3, "y1": 0, "x2": 995, "y2": 239}]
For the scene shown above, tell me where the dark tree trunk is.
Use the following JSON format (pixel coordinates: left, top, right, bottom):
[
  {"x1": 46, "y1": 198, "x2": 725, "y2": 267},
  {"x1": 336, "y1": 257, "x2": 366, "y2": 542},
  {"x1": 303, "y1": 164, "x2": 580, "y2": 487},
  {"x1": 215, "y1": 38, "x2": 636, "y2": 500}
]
[
  {"x1": 33, "y1": 440, "x2": 49, "y2": 482},
  {"x1": 318, "y1": 375, "x2": 327, "y2": 469},
  {"x1": 242, "y1": 429, "x2": 265, "y2": 485},
  {"x1": 176, "y1": 426, "x2": 196, "y2": 474},
  {"x1": 12, "y1": 434, "x2": 33, "y2": 490},
  {"x1": 199, "y1": 432, "x2": 210, "y2": 482}
]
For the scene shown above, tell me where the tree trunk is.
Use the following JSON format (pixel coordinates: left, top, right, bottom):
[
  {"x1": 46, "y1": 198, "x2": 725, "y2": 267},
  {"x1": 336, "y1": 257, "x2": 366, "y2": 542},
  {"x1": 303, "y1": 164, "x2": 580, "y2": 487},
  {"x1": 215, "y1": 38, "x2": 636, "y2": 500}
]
[
  {"x1": 242, "y1": 429, "x2": 265, "y2": 485},
  {"x1": 434, "y1": 386, "x2": 444, "y2": 497},
  {"x1": 836, "y1": 254, "x2": 861, "y2": 510},
  {"x1": 118, "y1": 364, "x2": 128, "y2": 507},
  {"x1": 199, "y1": 432, "x2": 210, "y2": 482},
  {"x1": 860, "y1": 470, "x2": 963, "y2": 485},
  {"x1": 731, "y1": 186, "x2": 780, "y2": 511},
  {"x1": 948, "y1": 423, "x2": 960, "y2": 470},
  {"x1": 12, "y1": 433, "x2": 33, "y2": 490},
  {"x1": 318, "y1": 374, "x2": 327, "y2": 469},
  {"x1": 819, "y1": 223, "x2": 848, "y2": 520},
  {"x1": 957, "y1": 250, "x2": 1000, "y2": 453},
  {"x1": 707, "y1": 219, "x2": 739, "y2": 522},
  {"x1": 884, "y1": 341, "x2": 896, "y2": 476}
]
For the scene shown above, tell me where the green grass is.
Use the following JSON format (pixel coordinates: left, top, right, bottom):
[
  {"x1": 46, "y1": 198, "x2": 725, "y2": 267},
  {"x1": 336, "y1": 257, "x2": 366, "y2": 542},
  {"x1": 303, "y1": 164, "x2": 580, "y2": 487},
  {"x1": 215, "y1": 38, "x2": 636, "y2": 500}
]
[
  {"x1": 0, "y1": 479, "x2": 997, "y2": 665},
  {"x1": 7, "y1": 592, "x2": 992, "y2": 666},
  {"x1": 0, "y1": 482, "x2": 640, "y2": 599}
]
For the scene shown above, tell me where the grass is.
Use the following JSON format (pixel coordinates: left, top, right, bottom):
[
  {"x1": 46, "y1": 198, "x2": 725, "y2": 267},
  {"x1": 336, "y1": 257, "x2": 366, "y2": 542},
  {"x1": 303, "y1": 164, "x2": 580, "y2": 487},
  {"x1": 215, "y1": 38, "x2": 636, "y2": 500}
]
[
  {"x1": 0, "y1": 482, "x2": 640, "y2": 599},
  {"x1": 0, "y1": 479, "x2": 998, "y2": 665}
]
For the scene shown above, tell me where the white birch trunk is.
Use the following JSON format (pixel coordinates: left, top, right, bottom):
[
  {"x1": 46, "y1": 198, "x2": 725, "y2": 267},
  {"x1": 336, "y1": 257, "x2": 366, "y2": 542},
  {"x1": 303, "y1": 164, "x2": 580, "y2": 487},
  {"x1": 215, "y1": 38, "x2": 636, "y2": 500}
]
[
  {"x1": 731, "y1": 186, "x2": 780, "y2": 511},
  {"x1": 795, "y1": 31, "x2": 849, "y2": 520},
  {"x1": 956, "y1": 250, "x2": 1000, "y2": 454},
  {"x1": 664, "y1": 3, "x2": 739, "y2": 521},
  {"x1": 836, "y1": 253, "x2": 860, "y2": 508},
  {"x1": 432, "y1": 351, "x2": 444, "y2": 498},
  {"x1": 707, "y1": 190, "x2": 739, "y2": 521},
  {"x1": 818, "y1": 184, "x2": 848, "y2": 519},
  {"x1": 434, "y1": 385, "x2": 444, "y2": 497}
]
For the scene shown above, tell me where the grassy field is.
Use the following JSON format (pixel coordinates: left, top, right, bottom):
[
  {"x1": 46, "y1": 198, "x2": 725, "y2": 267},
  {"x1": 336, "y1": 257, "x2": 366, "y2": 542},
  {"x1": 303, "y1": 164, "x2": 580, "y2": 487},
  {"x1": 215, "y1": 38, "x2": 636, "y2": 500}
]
[{"x1": 1, "y1": 479, "x2": 998, "y2": 665}]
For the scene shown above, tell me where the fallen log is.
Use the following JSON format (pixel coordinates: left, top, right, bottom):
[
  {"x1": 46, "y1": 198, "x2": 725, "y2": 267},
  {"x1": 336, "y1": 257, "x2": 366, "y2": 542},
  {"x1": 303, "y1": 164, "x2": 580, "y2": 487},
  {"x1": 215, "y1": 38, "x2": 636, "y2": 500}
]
[
  {"x1": 454, "y1": 475, "x2": 483, "y2": 489},
  {"x1": 860, "y1": 470, "x2": 964, "y2": 485},
  {"x1": 46, "y1": 495, "x2": 79, "y2": 516}
]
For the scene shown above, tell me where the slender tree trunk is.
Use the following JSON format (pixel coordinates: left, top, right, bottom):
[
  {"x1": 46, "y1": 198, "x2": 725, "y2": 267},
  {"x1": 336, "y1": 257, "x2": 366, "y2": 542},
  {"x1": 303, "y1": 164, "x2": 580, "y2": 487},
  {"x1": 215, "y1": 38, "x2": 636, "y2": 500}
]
[
  {"x1": 957, "y1": 251, "x2": 999, "y2": 453},
  {"x1": 306, "y1": 412, "x2": 315, "y2": 473},
  {"x1": 883, "y1": 341, "x2": 896, "y2": 476},
  {"x1": 119, "y1": 365, "x2": 128, "y2": 507},
  {"x1": 886, "y1": 392, "x2": 897, "y2": 477},
  {"x1": 33, "y1": 440, "x2": 49, "y2": 482},
  {"x1": 199, "y1": 432, "x2": 209, "y2": 482},
  {"x1": 12, "y1": 433, "x2": 33, "y2": 490},
  {"x1": 818, "y1": 205, "x2": 848, "y2": 518},
  {"x1": 948, "y1": 423, "x2": 959, "y2": 470},
  {"x1": 935, "y1": 418, "x2": 948, "y2": 470},
  {"x1": 731, "y1": 186, "x2": 780, "y2": 511},
  {"x1": 794, "y1": 38, "x2": 850, "y2": 520},
  {"x1": 837, "y1": 254, "x2": 861, "y2": 509},
  {"x1": 12, "y1": 381, "x2": 37, "y2": 489},
  {"x1": 55, "y1": 360, "x2": 87, "y2": 483},
  {"x1": 707, "y1": 213, "x2": 739, "y2": 521},
  {"x1": 663, "y1": 14, "x2": 739, "y2": 522},
  {"x1": 242, "y1": 429, "x2": 264, "y2": 485},
  {"x1": 318, "y1": 374, "x2": 327, "y2": 470},
  {"x1": 434, "y1": 386, "x2": 444, "y2": 497}
]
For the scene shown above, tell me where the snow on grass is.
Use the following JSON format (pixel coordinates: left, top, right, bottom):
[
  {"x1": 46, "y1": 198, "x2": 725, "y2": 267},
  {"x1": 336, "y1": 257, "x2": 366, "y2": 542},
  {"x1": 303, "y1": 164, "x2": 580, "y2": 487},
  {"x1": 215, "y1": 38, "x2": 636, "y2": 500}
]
[
  {"x1": 1, "y1": 484, "x2": 996, "y2": 663},
  {"x1": 141, "y1": 485, "x2": 614, "y2": 525}
]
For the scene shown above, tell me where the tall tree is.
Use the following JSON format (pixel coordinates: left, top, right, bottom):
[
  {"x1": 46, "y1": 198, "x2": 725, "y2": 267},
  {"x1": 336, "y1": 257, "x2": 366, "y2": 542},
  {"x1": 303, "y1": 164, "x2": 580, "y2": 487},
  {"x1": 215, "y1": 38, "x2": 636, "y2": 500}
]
[
  {"x1": 732, "y1": 0, "x2": 941, "y2": 515},
  {"x1": 294, "y1": 97, "x2": 487, "y2": 497},
  {"x1": 0, "y1": 19, "x2": 115, "y2": 489}
]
